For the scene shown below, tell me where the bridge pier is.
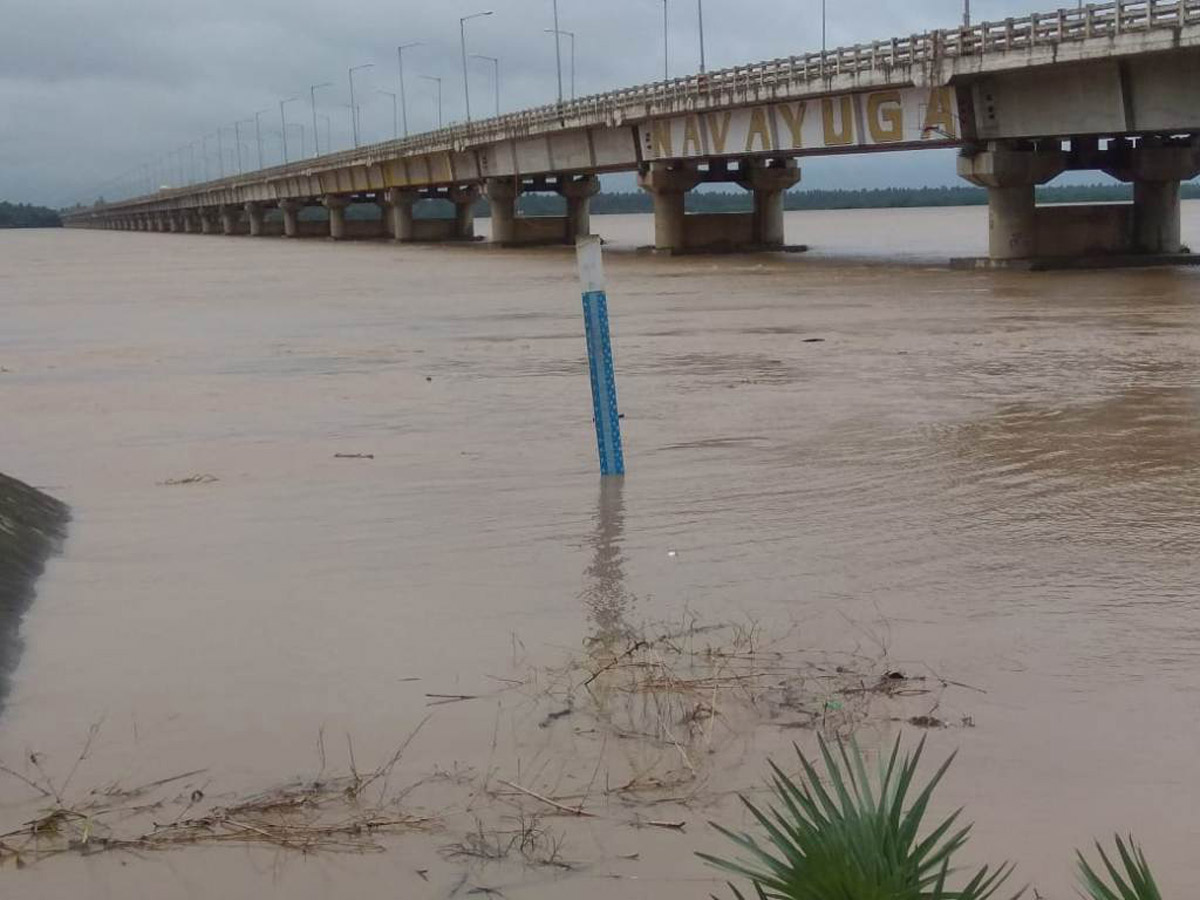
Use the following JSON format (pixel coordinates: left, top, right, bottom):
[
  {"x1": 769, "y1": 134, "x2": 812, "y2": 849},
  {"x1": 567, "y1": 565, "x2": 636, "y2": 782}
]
[
  {"x1": 484, "y1": 175, "x2": 599, "y2": 246},
  {"x1": 244, "y1": 202, "x2": 266, "y2": 237},
  {"x1": 739, "y1": 160, "x2": 803, "y2": 248},
  {"x1": 1105, "y1": 139, "x2": 1200, "y2": 254},
  {"x1": 279, "y1": 199, "x2": 304, "y2": 238},
  {"x1": 219, "y1": 204, "x2": 242, "y2": 236},
  {"x1": 958, "y1": 145, "x2": 1068, "y2": 260},
  {"x1": 383, "y1": 189, "x2": 419, "y2": 241},
  {"x1": 449, "y1": 185, "x2": 480, "y2": 241},
  {"x1": 199, "y1": 208, "x2": 219, "y2": 235},
  {"x1": 323, "y1": 196, "x2": 349, "y2": 240},
  {"x1": 638, "y1": 158, "x2": 800, "y2": 253},
  {"x1": 960, "y1": 138, "x2": 1199, "y2": 265}
]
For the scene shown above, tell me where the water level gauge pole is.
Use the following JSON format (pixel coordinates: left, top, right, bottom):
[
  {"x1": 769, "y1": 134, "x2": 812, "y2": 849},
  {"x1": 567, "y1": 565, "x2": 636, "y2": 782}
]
[{"x1": 576, "y1": 236, "x2": 625, "y2": 477}]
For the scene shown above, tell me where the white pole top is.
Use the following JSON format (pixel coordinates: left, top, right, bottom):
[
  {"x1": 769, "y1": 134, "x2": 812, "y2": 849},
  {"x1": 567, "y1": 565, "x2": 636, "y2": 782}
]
[{"x1": 576, "y1": 234, "x2": 605, "y2": 293}]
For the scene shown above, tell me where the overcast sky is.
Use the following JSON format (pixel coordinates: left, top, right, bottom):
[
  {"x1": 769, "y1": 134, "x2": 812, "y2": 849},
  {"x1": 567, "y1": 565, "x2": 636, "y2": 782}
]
[{"x1": 1, "y1": 0, "x2": 1089, "y2": 207}]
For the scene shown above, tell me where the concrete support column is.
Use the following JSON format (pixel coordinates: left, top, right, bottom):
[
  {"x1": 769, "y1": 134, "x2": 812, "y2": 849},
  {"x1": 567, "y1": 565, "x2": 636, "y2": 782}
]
[
  {"x1": 448, "y1": 186, "x2": 480, "y2": 240},
  {"x1": 156, "y1": 215, "x2": 169, "y2": 233},
  {"x1": 637, "y1": 162, "x2": 701, "y2": 251},
  {"x1": 323, "y1": 195, "x2": 350, "y2": 240},
  {"x1": 279, "y1": 199, "x2": 304, "y2": 238},
  {"x1": 958, "y1": 145, "x2": 1067, "y2": 260},
  {"x1": 244, "y1": 202, "x2": 265, "y2": 237},
  {"x1": 373, "y1": 195, "x2": 395, "y2": 239},
  {"x1": 558, "y1": 175, "x2": 601, "y2": 241},
  {"x1": 1106, "y1": 142, "x2": 1200, "y2": 254},
  {"x1": 180, "y1": 211, "x2": 196, "y2": 234},
  {"x1": 219, "y1": 205, "x2": 241, "y2": 236},
  {"x1": 383, "y1": 189, "x2": 419, "y2": 242},
  {"x1": 199, "y1": 208, "x2": 219, "y2": 235},
  {"x1": 484, "y1": 178, "x2": 519, "y2": 244},
  {"x1": 1133, "y1": 181, "x2": 1182, "y2": 253},
  {"x1": 739, "y1": 159, "x2": 801, "y2": 247}
]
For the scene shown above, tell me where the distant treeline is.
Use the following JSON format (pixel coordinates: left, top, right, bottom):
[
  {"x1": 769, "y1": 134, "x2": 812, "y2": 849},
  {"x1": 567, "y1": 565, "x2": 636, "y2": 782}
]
[{"x1": 0, "y1": 202, "x2": 62, "y2": 228}]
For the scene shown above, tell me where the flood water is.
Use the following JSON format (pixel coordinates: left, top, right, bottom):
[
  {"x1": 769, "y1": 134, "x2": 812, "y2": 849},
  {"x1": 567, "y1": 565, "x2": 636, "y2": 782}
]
[{"x1": 1, "y1": 204, "x2": 1199, "y2": 898}]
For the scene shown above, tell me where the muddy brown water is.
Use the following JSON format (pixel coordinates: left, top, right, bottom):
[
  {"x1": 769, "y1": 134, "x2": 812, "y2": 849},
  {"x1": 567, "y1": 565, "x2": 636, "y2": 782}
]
[{"x1": 1, "y1": 205, "x2": 1198, "y2": 898}]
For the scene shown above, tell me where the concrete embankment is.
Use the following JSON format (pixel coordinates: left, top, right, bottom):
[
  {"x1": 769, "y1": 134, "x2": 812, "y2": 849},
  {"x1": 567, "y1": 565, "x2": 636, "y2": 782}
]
[{"x1": 0, "y1": 473, "x2": 68, "y2": 703}]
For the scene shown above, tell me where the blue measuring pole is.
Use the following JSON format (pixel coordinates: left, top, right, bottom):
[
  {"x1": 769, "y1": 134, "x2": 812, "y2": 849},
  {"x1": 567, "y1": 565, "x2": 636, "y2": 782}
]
[{"x1": 576, "y1": 236, "x2": 625, "y2": 477}]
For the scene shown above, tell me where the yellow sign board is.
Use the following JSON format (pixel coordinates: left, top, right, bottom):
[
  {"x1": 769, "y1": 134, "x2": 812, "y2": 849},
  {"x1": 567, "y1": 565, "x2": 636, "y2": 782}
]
[{"x1": 638, "y1": 87, "x2": 959, "y2": 160}]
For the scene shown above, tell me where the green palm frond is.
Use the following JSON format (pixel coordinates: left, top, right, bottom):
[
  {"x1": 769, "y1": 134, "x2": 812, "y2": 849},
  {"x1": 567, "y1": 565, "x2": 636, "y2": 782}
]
[
  {"x1": 698, "y1": 735, "x2": 1021, "y2": 900},
  {"x1": 1077, "y1": 835, "x2": 1162, "y2": 900}
]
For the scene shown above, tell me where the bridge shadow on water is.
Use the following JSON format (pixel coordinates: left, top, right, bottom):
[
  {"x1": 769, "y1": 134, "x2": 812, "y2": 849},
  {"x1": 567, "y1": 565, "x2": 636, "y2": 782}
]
[{"x1": 0, "y1": 474, "x2": 69, "y2": 715}]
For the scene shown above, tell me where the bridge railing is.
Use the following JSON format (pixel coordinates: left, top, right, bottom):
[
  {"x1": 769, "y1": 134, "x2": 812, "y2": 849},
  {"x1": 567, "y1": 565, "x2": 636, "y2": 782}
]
[{"x1": 83, "y1": 0, "x2": 1200, "y2": 213}]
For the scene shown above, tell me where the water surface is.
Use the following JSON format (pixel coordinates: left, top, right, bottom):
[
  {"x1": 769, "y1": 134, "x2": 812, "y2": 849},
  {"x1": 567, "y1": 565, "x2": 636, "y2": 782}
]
[{"x1": 1, "y1": 204, "x2": 1198, "y2": 898}]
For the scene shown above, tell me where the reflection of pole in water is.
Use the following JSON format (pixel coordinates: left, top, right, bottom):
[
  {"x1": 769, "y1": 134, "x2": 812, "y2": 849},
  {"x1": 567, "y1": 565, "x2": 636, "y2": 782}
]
[{"x1": 582, "y1": 477, "x2": 635, "y2": 645}]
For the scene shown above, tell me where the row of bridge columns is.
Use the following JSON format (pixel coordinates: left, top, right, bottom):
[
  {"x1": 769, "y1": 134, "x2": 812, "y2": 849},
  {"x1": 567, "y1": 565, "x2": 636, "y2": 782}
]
[
  {"x1": 74, "y1": 139, "x2": 1197, "y2": 261},
  {"x1": 83, "y1": 158, "x2": 803, "y2": 254}
]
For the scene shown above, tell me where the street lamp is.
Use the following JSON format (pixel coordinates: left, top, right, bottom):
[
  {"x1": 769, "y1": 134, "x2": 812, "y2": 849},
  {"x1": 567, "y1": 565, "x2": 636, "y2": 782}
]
[
  {"x1": 460, "y1": 11, "x2": 493, "y2": 124},
  {"x1": 963, "y1": 0, "x2": 970, "y2": 27},
  {"x1": 470, "y1": 54, "x2": 500, "y2": 117},
  {"x1": 697, "y1": 0, "x2": 706, "y2": 73},
  {"x1": 397, "y1": 42, "x2": 421, "y2": 138},
  {"x1": 544, "y1": 29, "x2": 575, "y2": 99},
  {"x1": 348, "y1": 63, "x2": 375, "y2": 148},
  {"x1": 216, "y1": 128, "x2": 226, "y2": 177},
  {"x1": 648, "y1": 0, "x2": 669, "y2": 82},
  {"x1": 254, "y1": 109, "x2": 270, "y2": 170},
  {"x1": 551, "y1": 0, "x2": 564, "y2": 105},
  {"x1": 420, "y1": 75, "x2": 443, "y2": 128},
  {"x1": 310, "y1": 82, "x2": 333, "y2": 156},
  {"x1": 378, "y1": 89, "x2": 399, "y2": 140}
]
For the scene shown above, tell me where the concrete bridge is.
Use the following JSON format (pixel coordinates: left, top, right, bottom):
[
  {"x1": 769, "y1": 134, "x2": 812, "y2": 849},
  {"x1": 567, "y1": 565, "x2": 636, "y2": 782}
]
[{"x1": 66, "y1": 0, "x2": 1200, "y2": 265}]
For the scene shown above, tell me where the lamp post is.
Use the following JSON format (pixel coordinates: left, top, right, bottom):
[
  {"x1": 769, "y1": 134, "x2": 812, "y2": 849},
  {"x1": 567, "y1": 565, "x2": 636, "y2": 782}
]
[
  {"x1": 279, "y1": 96, "x2": 298, "y2": 164},
  {"x1": 460, "y1": 11, "x2": 493, "y2": 124},
  {"x1": 216, "y1": 128, "x2": 226, "y2": 177},
  {"x1": 397, "y1": 42, "x2": 421, "y2": 139},
  {"x1": 349, "y1": 63, "x2": 374, "y2": 148},
  {"x1": 420, "y1": 75, "x2": 443, "y2": 128},
  {"x1": 310, "y1": 82, "x2": 333, "y2": 156},
  {"x1": 551, "y1": 0, "x2": 564, "y2": 105},
  {"x1": 544, "y1": 29, "x2": 575, "y2": 99},
  {"x1": 254, "y1": 109, "x2": 269, "y2": 169},
  {"x1": 651, "y1": 0, "x2": 668, "y2": 82},
  {"x1": 697, "y1": 0, "x2": 706, "y2": 73},
  {"x1": 470, "y1": 54, "x2": 500, "y2": 116},
  {"x1": 378, "y1": 89, "x2": 399, "y2": 139},
  {"x1": 202, "y1": 134, "x2": 210, "y2": 181},
  {"x1": 963, "y1": 0, "x2": 970, "y2": 27}
]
